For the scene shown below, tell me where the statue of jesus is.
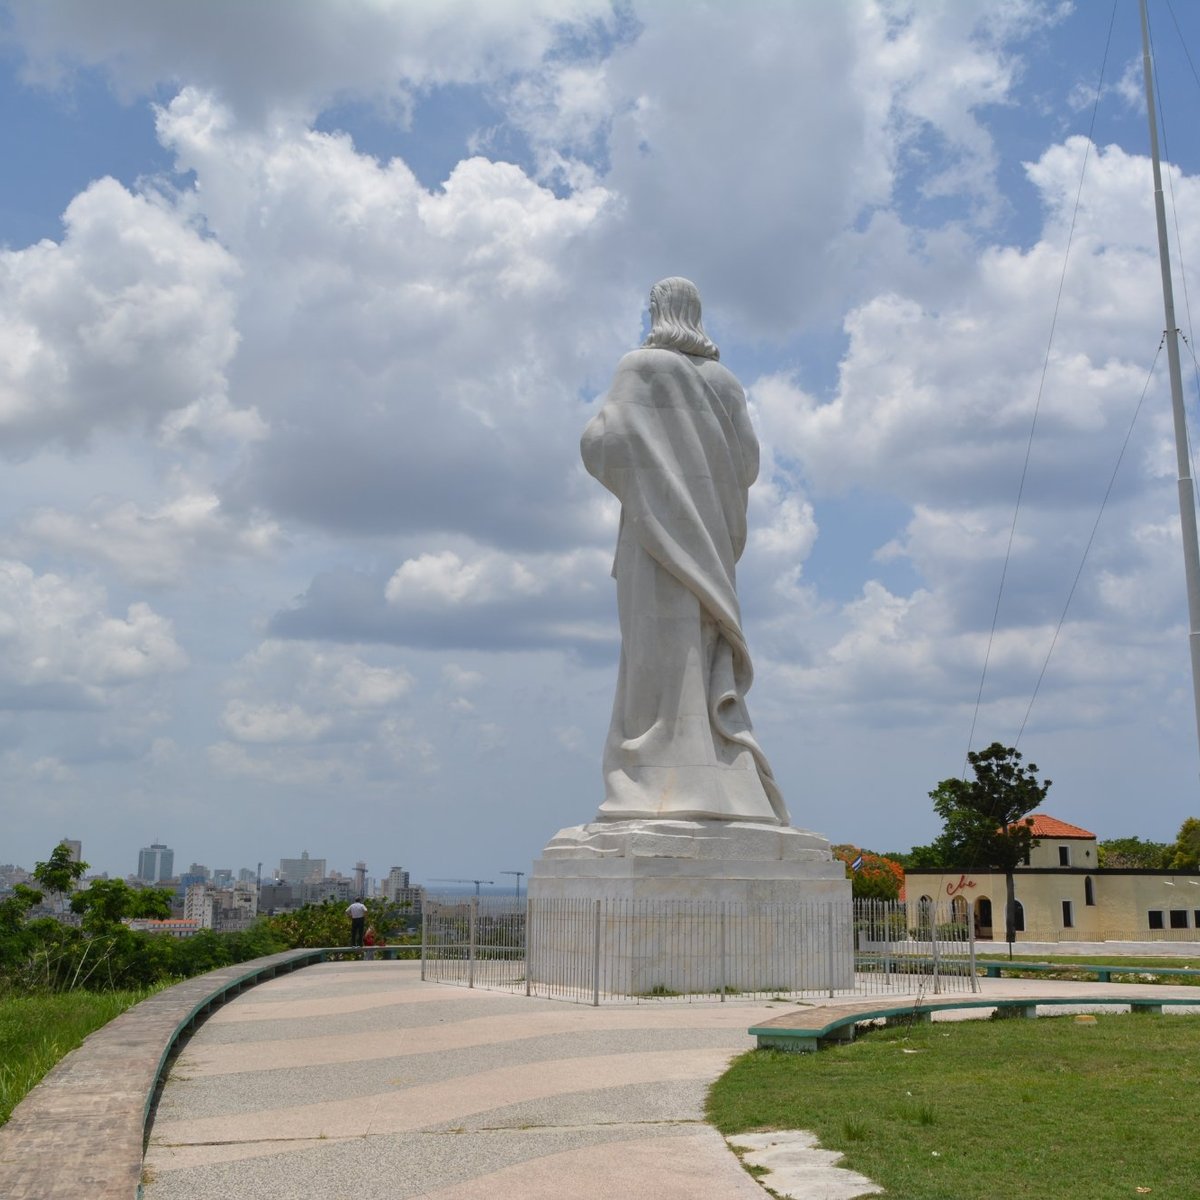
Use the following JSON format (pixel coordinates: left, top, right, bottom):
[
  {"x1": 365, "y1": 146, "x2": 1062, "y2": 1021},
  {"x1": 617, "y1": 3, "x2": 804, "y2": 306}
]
[{"x1": 581, "y1": 277, "x2": 789, "y2": 826}]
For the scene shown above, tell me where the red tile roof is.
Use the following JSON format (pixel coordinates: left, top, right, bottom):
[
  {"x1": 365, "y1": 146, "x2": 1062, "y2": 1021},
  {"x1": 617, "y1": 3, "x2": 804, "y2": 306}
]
[{"x1": 1012, "y1": 812, "x2": 1095, "y2": 839}]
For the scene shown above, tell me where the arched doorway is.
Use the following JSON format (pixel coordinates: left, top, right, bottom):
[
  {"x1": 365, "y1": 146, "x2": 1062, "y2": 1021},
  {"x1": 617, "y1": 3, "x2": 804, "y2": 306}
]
[
  {"x1": 974, "y1": 896, "x2": 993, "y2": 939},
  {"x1": 917, "y1": 895, "x2": 934, "y2": 936}
]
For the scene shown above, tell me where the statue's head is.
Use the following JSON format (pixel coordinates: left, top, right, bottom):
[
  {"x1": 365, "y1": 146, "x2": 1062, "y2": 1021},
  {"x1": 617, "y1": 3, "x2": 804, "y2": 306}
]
[{"x1": 643, "y1": 277, "x2": 719, "y2": 360}]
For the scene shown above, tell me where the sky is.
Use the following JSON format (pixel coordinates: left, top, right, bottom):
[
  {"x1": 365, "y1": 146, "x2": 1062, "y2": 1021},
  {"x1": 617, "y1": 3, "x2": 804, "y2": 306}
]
[{"x1": 4, "y1": 0, "x2": 1200, "y2": 887}]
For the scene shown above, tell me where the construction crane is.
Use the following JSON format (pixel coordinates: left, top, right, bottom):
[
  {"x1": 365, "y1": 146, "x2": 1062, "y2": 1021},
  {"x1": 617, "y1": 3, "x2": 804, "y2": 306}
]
[
  {"x1": 430, "y1": 878, "x2": 494, "y2": 896},
  {"x1": 500, "y1": 870, "x2": 525, "y2": 898}
]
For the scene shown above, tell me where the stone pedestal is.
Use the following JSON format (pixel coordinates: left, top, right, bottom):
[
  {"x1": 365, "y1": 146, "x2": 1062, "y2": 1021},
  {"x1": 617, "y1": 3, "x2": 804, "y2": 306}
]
[{"x1": 528, "y1": 820, "x2": 853, "y2": 995}]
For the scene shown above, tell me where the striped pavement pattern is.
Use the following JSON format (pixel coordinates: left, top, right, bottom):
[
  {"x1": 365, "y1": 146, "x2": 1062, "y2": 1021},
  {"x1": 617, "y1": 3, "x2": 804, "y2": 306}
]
[{"x1": 142, "y1": 960, "x2": 786, "y2": 1200}]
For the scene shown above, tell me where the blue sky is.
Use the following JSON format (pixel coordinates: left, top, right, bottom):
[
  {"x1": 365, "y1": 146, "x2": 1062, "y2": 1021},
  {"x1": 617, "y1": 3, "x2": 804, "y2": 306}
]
[{"x1": 3, "y1": 0, "x2": 1200, "y2": 886}]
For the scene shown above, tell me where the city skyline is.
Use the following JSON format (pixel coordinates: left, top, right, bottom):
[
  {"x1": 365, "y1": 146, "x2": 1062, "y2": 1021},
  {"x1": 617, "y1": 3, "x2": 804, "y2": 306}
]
[
  {"x1": 4, "y1": 2, "x2": 1200, "y2": 879},
  {"x1": 2, "y1": 835, "x2": 451, "y2": 891}
]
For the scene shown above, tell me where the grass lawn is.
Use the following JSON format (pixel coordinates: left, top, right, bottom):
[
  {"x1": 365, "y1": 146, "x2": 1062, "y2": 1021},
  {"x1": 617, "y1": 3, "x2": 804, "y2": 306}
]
[
  {"x1": 0, "y1": 991, "x2": 150, "y2": 1125},
  {"x1": 708, "y1": 1012, "x2": 1200, "y2": 1200}
]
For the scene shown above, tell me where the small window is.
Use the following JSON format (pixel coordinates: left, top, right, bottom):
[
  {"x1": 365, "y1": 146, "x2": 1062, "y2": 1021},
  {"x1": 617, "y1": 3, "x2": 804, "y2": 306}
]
[
  {"x1": 1148, "y1": 910, "x2": 1165, "y2": 930},
  {"x1": 1084, "y1": 876, "x2": 1095, "y2": 906},
  {"x1": 1013, "y1": 900, "x2": 1025, "y2": 932},
  {"x1": 1195, "y1": 910, "x2": 1200, "y2": 928},
  {"x1": 1062, "y1": 900, "x2": 1074, "y2": 929},
  {"x1": 1058, "y1": 845, "x2": 1070, "y2": 866},
  {"x1": 1170, "y1": 910, "x2": 1189, "y2": 930}
]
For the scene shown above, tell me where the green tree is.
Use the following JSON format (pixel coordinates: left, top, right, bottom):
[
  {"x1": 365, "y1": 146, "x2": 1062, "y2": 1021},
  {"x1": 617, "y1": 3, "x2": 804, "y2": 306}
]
[
  {"x1": 1097, "y1": 836, "x2": 1171, "y2": 869},
  {"x1": 32, "y1": 843, "x2": 89, "y2": 896},
  {"x1": 900, "y1": 843, "x2": 949, "y2": 870},
  {"x1": 928, "y1": 742, "x2": 1050, "y2": 950},
  {"x1": 1167, "y1": 817, "x2": 1200, "y2": 872},
  {"x1": 69, "y1": 879, "x2": 172, "y2": 933},
  {"x1": 264, "y1": 897, "x2": 411, "y2": 949}
]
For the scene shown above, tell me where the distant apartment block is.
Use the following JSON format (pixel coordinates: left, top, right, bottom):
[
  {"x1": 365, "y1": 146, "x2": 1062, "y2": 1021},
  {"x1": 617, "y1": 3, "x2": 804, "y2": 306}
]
[
  {"x1": 259, "y1": 881, "x2": 295, "y2": 912},
  {"x1": 0, "y1": 863, "x2": 31, "y2": 891},
  {"x1": 184, "y1": 881, "x2": 259, "y2": 931},
  {"x1": 300, "y1": 876, "x2": 353, "y2": 905},
  {"x1": 278, "y1": 851, "x2": 325, "y2": 885},
  {"x1": 183, "y1": 883, "x2": 217, "y2": 928},
  {"x1": 384, "y1": 867, "x2": 423, "y2": 925}
]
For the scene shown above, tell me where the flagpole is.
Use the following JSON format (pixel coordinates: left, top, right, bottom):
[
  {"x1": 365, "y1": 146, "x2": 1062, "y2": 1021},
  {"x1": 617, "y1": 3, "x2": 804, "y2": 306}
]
[{"x1": 1140, "y1": 0, "x2": 1200, "y2": 767}]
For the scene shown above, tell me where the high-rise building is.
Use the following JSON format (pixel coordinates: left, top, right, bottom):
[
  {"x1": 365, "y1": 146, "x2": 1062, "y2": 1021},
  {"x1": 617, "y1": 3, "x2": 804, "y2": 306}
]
[
  {"x1": 137, "y1": 842, "x2": 174, "y2": 882},
  {"x1": 177, "y1": 870, "x2": 209, "y2": 897},
  {"x1": 183, "y1": 883, "x2": 215, "y2": 928},
  {"x1": 278, "y1": 851, "x2": 325, "y2": 885},
  {"x1": 385, "y1": 866, "x2": 410, "y2": 899},
  {"x1": 384, "y1": 866, "x2": 422, "y2": 926},
  {"x1": 60, "y1": 839, "x2": 82, "y2": 864}
]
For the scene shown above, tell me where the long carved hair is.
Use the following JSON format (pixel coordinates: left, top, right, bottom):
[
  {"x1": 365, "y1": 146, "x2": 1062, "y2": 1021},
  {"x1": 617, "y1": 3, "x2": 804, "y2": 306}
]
[{"x1": 642, "y1": 277, "x2": 719, "y2": 360}]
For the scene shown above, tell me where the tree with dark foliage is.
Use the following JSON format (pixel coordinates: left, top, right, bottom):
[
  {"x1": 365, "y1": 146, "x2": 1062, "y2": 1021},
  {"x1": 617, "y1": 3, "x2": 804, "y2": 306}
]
[{"x1": 927, "y1": 742, "x2": 1050, "y2": 950}]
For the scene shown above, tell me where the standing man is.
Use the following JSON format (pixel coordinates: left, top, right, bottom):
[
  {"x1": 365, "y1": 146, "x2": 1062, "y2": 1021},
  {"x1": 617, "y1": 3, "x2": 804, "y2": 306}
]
[{"x1": 346, "y1": 896, "x2": 367, "y2": 947}]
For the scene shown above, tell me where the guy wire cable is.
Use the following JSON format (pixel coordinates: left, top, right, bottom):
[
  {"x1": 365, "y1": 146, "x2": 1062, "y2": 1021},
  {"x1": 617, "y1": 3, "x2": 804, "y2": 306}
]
[
  {"x1": 1013, "y1": 345, "x2": 1162, "y2": 748},
  {"x1": 960, "y1": 0, "x2": 1118, "y2": 781}
]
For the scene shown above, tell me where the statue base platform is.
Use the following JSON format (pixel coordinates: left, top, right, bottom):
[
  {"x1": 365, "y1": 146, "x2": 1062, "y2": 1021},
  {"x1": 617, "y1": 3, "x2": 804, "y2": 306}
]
[{"x1": 527, "y1": 819, "x2": 853, "y2": 994}]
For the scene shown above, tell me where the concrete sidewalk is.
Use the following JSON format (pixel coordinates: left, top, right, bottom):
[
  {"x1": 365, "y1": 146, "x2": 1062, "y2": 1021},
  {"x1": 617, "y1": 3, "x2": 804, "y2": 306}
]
[
  {"x1": 143, "y1": 960, "x2": 785, "y2": 1199},
  {"x1": 141, "y1": 963, "x2": 1200, "y2": 1200}
]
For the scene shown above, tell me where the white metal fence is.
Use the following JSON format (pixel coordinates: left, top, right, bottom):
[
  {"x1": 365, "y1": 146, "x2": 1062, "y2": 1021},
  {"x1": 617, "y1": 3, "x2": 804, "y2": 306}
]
[{"x1": 421, "y1": 896, "x2": 979, "y2": 1004}]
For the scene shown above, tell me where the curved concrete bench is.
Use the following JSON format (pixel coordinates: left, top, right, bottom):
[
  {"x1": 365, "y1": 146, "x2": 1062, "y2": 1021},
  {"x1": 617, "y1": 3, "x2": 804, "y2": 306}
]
[
  {"x1": 975, "y1": 959, "x2": 1200, "y2": 983},
  {"x1": 750, "y1": 993, "x2": 1200, "y2": 1052},
  {"x1": 0, "y1": 947, "x2": 337, "y2": 1200}
]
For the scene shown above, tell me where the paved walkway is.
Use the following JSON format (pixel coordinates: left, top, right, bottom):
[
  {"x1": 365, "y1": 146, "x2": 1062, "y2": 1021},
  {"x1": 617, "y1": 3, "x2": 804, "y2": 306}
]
[
  {"x1": 141, "y1": 963, "x2": 1200, "y2": 1200},
  {"x1": 143, "y1": 960, "x2": 784, "y2": 1199}
]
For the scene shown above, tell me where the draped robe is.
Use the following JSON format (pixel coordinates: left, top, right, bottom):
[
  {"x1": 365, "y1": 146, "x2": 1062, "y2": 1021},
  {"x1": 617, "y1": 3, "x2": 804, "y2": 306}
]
[{"x1": 581, "y1": 347, "x2": 788, "y2": 825}]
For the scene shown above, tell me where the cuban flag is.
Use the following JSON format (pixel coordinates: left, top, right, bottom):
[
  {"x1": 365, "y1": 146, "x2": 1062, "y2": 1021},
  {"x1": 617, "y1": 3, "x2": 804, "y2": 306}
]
[{"x1": 850, "y1": 854, "x2": 864, "y2": 873}]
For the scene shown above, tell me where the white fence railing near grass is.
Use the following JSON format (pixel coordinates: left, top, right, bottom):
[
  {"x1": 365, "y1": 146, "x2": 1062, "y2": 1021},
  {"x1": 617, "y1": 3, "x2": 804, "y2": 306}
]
[{"x1": 421, "y1": 896, "x2": 980, "y2": 1004}]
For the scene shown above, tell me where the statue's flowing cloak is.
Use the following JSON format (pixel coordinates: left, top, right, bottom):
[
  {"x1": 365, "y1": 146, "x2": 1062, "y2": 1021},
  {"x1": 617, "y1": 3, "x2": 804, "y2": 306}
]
[{"x1": 581, "y1": 347, "x2": 788, "y2": 824}]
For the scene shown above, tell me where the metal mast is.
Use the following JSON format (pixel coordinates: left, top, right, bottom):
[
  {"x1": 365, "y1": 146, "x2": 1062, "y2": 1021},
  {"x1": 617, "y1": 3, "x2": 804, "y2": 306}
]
[{"x1": 1140, "y1": 0, "x2": 1200, "y2": 763}]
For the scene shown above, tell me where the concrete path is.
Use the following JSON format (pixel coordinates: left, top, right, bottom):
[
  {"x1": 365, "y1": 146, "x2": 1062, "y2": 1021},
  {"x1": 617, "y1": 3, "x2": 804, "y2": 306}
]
[
  {"x1": 143, "y1": 960, "x2": 786, "y2": 1200},
  {"x1": 141, "y1": 963, "x2": 1200, "y2": 1200}
]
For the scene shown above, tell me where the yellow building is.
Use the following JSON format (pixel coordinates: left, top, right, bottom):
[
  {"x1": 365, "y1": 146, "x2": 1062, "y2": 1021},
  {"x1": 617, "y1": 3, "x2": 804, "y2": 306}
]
[{"x1": 905, "y1": 814, "x2": 1200, "y2": 942}]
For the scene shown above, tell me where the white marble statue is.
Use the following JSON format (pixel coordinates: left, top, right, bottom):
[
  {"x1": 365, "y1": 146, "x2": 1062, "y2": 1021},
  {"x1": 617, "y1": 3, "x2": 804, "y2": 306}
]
[{"x1": 582, "y1": 277, "x2": 789, "y2": 827}]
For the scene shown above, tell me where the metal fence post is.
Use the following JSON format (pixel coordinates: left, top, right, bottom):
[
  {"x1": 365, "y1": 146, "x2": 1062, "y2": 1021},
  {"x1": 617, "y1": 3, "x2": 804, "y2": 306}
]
[
  {"x1": 968, "y1": 907, "x2": 979, "y2": 993},
  {"x1": 420, "y1": 906, "x2": 427, "y2": 981},
  {"x1": 719, "y1": 904, "x2": 727, "y2": 1002},
  {"x1": 930, "y1": 906, "x2": 941, "y2": 995},
  {"x1": 827, "y1": 903, "x2": 835, "y2": 998},
  {"x1": 468, "y1": 896, "x2": 477, "y2": 989},
  {"x1": 524, "y1": 897, "x2": 532, "y2": 997},
  {"x1": 592, "y1": 899, "x2": 601, "y2": 1007}
]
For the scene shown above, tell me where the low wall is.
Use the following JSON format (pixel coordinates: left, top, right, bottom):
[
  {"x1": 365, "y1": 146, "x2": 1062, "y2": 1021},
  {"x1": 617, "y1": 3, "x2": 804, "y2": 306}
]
[{"x1": 0, "y1": 947, "x2": 332, "y2": 1200}]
